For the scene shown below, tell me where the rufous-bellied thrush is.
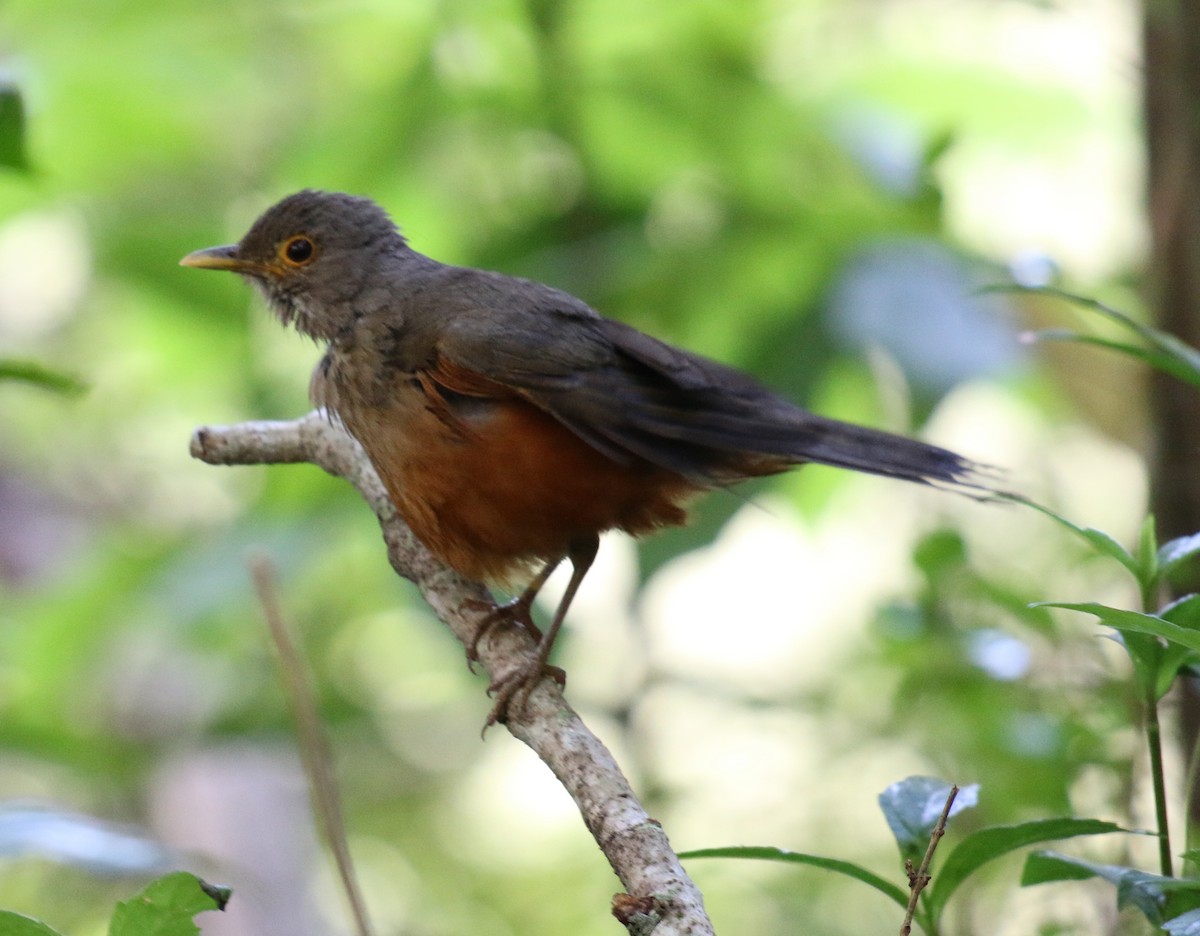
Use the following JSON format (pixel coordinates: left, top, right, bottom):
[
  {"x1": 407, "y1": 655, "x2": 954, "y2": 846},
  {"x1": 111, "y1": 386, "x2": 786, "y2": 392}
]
[{"x1": 182, "y1": 190, "x2": 996, "y2": 724}]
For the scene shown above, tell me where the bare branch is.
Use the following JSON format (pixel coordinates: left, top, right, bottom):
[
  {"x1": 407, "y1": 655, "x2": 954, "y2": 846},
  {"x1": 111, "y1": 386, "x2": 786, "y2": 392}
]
[
  {"x1": 192, "y1": 412, "x2": 716, "y2": 936},
  {"x1": 900, "y1": 784, "x2": 959, "y2": 936}
]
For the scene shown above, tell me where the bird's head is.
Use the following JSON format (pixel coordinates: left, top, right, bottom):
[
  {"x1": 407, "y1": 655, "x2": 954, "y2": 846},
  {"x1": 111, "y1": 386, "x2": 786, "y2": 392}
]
[{"x1": 181, "y1": 189, "x2": 405, "y2": 340}]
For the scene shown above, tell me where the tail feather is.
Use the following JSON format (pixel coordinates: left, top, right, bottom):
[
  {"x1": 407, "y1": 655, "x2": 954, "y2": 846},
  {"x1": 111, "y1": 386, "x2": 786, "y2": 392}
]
[
  {"x1": 778, "y1": 415, "x2": 999, "y2": 497},
  {"x1": 541, "y1": 319, "x2": 1004, "y2": 498}
]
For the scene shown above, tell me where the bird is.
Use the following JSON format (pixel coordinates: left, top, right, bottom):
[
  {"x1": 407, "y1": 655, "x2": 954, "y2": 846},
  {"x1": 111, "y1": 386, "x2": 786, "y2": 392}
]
[{"x1": 181, "y1": 189, "x2": 996, "y2": 724}]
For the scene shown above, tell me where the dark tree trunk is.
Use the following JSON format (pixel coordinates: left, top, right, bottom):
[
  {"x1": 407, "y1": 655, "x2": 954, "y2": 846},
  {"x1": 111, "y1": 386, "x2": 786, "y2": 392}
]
[{"x1": 1143, "y1": 0, "x2": 1200, "y2": 826}]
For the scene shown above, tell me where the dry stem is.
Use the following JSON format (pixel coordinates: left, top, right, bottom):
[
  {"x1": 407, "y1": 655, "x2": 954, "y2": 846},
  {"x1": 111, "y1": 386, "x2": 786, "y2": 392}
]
[
  {"x1": 900, "y1": 784, "x2": 959, "y2": 936},
  {"x1": 249, "y1": 553, "x2": 375, "y2": 936}
]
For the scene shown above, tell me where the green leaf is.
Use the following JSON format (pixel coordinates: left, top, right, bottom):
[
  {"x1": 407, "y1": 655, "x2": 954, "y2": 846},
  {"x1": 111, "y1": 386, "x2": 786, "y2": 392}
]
[
  {"x1": 1165, "y1": 908, "x2": 1200, "y2": 936},
  {"x1": 878, "y1": 776, "x2": 978, "y2": 862},
  {"x1": 1035, "y1": 602, "x2": 1200, "y2": 655},
  {"x1": 108, "y1": 872, "x2": 230, "y2": 936},
  {"x1": 1153, "y1": 639, "x2": 1197, "y2": 701},
  {"x1": 0, "y1": 84, "x2": 30, "y2": 172},
  {"x1": 0, "y1": 912, "x2": 63, "y2": 936},
  {"x1": 1156, "y1": 597, "x2": 1200, "y2": 697},
  {"x1": 1020, "y1": 851, "x2": 1096, "y2": 885},
  {"x1": 1021, "y1": 851, "x2": 1200, "y2": 926},
  {"x1": 1009, "y1": 497, "x2": 1140, "y2": 581},
  {"x1": 927, "y1": 818, "x2": 1127, "y2": 917},
  {"x1": 0, "y1": 359, "x2": 87, "y2": 396},
  {"x1": 1135, "y1": 328, "x2": 1200, "y2": 390},
  {"x1": 996, "y1": 285, "x2": 1200, "y2": 389},
  {"x1": 1118, "y1": 629, "x2": 1167, "y2": 698},
  {"x1": 1160, "y1": 533, "x2": 1200, "y2": 582},
  {"x1": 1137, "y1": 515, "x2": 1160, "y2": 588},
  {"x1": 1022, "y1": 330, "x2": 1200, "y2": 389},
  {"x1": 1041, "y1": 599, "x2": 1200, "y2": 699},
  {"x1": 679, "y1": 846, "x2": 907, "y2": 909},
  {"x1": 1164, "y1": 595, "x2": 1200, "y2": 628}
]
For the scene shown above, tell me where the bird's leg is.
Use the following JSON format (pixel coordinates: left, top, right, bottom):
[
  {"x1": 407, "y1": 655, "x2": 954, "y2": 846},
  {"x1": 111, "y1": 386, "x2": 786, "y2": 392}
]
[
  {"x1": 466, "y1": 556, "x2": 562, "y2": 667},
  {"x1": 485, "y1": 535, "x2": 599, "y2": 728}
]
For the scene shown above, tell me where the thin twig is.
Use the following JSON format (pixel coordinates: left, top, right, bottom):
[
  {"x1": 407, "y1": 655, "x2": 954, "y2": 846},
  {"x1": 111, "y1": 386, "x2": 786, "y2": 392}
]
[
  {"x1": 194, "y1": 413, "x2": 715, "y2": 936},
  {"x1": 900, "y1": 785, "x2": 959, "y2": 936},
  {"x1": 249, "y1": 551, "x2": 376, "y2": 936}
]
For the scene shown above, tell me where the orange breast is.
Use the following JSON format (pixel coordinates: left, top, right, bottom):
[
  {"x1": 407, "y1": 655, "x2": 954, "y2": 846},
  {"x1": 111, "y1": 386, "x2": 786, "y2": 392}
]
[{"x1": 342, "y1": 392, "x2": 698, "y2": 584}]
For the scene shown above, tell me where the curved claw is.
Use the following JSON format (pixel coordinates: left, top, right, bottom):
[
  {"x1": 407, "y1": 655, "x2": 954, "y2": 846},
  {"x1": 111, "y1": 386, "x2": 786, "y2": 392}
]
[
  {"x1": 473, "y1": 538, "x2": 597, "y2": 734},
  {"x1": 465, "y1": 596, "x2": 543, "y2": 672},
  {"x1": 484, "y1": 661, "x2": 568, "y2": 730}
]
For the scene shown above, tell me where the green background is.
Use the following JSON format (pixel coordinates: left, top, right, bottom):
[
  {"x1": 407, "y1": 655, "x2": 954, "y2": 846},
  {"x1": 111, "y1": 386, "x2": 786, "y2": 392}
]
[{"x1": 0, "y1": 1, "x2": 1152, "y2": 934}]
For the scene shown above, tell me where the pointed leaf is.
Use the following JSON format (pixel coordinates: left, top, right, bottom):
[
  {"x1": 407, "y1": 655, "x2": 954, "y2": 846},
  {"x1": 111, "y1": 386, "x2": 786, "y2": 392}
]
[
  {"x1": 1155, "y1": 597, "x2": 1200, "y2": 698},
  {"x1": 878, "y1": 777, "x2": 978, "y2": 861},
  {"x1": 679, "y1": 845, "x2": 908, "y2": 908},
  {"x1": 1117, "y1": 630, "x2": 1169, "y2": 698},
  {"x1": 927, "y1": 818, "x2": 1127, "y2": 916},
  {"x1": 1055, "y1": 602, "x2": 1200, "y2": 700},
  {"x1": 1155, "y1": 640, "x2": 1199, "y2": 701},
  {"x1": 1021, "y1": 851, "x2": 1200, "y2": 927},
  {"x1": 1165, "y1": 908, "x2": 1200, "y2": 936},
  {"x1": 1164, "y1": 595, "x2": 1200, "y2": 628},
  {"x1": 1023, "y1": 853, "x2": 1165, "y2": 922},
  {"x1": 1140, "y1": 328, "x2": 1200, "y2": 389},
  {"x1": 1009, "y1": 498, "x2": 1139, "y2": 580},
  {"x1": 1021, "y1": 331, "x2": 1200, "y2": 389},
  {"x1": 108, "y1": 872, "x2": 229, "y2": 936},
  {"x1": 1116, "y1": 872, "x2": 1192, "y2": 926},
  {"x1": 997, "y1": 285, "x2": 1200, "y2": 388},
  {"x1": 1161, "y1": 534, "x2": 1200, "y2": 582},
  {"x1": 0, "y1": 913, "x2": 63, "y2": 936},
  {"x1": 1021, "y1": 851, "x2": 1096, "y2": 885},
  {"x1": 1035, "y1": 602, "x2": 1200, "y2": 654},
  {"x1": 1108, "y1": 595, "x2": 1200, "y2": 696}
]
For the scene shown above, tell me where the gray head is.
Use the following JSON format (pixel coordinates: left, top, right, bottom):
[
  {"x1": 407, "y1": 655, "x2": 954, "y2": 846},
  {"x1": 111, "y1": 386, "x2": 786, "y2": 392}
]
[{"x1": 181, "y1": 190, "x2": 407, "y2": 340}]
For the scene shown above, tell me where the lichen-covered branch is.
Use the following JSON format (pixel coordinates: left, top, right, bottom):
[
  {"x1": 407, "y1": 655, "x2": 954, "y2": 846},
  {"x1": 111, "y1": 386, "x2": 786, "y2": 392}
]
[{"x1": 191, "y1": 411, "x2": 715, "y2": 935}]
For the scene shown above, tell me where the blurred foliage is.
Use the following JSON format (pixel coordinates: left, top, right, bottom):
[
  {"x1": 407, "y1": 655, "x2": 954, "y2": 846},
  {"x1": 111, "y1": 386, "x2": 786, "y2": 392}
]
[
  {"x1": 685, "y1": 779, "x2": 1137, "y2": 935},
  {"x1": 0, "y1": 1, "x2": 1151, "y2": 934},
  {"x1": 0, "y1": 871, "x2": 230, "y2": 936},
  {"x1": 0, "y1": 84, "x2": 30, "y2": 173},
  {"x1": 0, "y1": 359, "x2": 85, "y2": 395}
]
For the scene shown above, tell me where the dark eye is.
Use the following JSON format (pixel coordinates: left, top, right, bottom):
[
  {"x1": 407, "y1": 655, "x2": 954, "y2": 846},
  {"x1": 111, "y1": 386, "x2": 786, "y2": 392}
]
[{"x1": 283, "y1": 236, "x2": 315, "y2": 265}]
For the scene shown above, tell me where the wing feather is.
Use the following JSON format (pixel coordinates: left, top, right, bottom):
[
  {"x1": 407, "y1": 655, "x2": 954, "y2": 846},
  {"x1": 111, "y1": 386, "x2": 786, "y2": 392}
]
[{"x1": 427, "y1": 289, "x2": 993, "y2": 493}]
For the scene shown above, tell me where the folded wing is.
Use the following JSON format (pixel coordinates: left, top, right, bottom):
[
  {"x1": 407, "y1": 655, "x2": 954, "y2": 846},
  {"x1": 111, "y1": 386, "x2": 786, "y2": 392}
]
[{"x1": 429, "y1": 290, "x2": 994, "y2": 495}]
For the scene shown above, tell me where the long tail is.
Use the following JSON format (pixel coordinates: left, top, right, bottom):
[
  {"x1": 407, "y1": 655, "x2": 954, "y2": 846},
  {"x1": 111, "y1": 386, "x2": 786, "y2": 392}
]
[
  {"x1": 775, "y1": 413, "x2": 1000, "y2": 498},
  {"x1": 555, "y1": 318, "x2": 1005, "y2": 498}
]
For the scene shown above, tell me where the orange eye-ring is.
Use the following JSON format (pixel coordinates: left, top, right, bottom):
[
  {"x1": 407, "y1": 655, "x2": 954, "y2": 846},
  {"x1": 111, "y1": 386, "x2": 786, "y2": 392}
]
[{"x1": 282, "y1": 235, "x2": 316, "y2": 266}]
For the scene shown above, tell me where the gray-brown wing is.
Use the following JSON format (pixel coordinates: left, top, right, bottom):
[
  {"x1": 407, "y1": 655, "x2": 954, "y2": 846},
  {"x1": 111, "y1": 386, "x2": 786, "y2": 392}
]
[{"x1": 435, "y1": 296, "x2": 992, "y2": 493}]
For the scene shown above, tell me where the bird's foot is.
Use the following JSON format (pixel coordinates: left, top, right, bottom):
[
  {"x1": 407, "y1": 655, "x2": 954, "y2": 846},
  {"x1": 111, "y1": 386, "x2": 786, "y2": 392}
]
[
  {"x1": 464, "y1": 596, "x2": 543, "y2": 673},
  {"x1": 484, "y1": 658, "x2": 567, "y2": 730}
]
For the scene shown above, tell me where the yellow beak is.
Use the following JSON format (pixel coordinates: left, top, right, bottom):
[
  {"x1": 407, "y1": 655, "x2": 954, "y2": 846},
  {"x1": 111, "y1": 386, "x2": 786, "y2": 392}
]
[{"x1": 179, "y1": 244, "x2": 256, "y2": 272}]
